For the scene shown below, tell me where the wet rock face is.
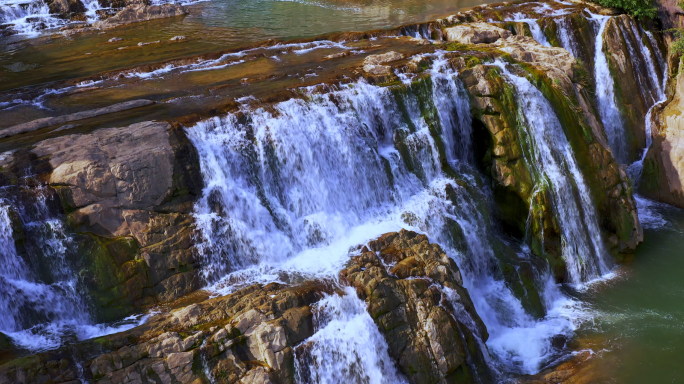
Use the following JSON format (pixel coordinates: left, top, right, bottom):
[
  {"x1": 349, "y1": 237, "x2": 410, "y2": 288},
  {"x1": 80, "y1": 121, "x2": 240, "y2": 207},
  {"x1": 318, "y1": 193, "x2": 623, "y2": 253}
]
[
  {"x1": 0, "y1": 231, "x2": 493, "y2": 384},
  {"x1": 642, "y1": 70, "x2": 684, "y2": 208},
  {"x1": 25, "y1": 121, "x2": 203, "y2": 321},
  {"x1": 0, "y1": 282, "x2": 325, "y2": 384},
  {"x1": 340, "y1": 230, "x2": 491, "y2": 384},
  {"x1": 456, "y1": 29, "x2": 641, "y2": 268}
]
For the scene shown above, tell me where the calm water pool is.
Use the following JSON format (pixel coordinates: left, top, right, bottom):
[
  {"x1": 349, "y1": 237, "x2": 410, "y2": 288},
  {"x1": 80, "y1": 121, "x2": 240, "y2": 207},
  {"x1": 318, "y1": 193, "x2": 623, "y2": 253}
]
[{"x1": 573, "y1": 197, "x2": 684, "y2": 383}]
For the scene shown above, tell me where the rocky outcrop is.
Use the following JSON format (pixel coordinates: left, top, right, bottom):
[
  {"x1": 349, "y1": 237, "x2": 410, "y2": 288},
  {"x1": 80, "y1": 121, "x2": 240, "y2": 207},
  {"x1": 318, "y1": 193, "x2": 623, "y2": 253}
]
[
  {"x1": 0, "y1": 231, "x2": 493, "y2": 384},
  {"x1": 444, "y1": 22, "x2": 511, "y2": 45},
  {"x1": 93, "y1": 4, "x2": 187, "y2": 29},
  {"x1": 642, "y1": 69, "x2": 684, "y2": 207},
  {"x1": 455, "y1": 32, "x2": 641, "y2": 275},
  {"x1": 0, "y1": 282, "x2": 325, "y2": 384},
  {"x1": 23, "y1": 121, "x2": 203, "y2": 321},
  {"x1": 340, "y1": 230, "x2": 491, "y2": 384}
]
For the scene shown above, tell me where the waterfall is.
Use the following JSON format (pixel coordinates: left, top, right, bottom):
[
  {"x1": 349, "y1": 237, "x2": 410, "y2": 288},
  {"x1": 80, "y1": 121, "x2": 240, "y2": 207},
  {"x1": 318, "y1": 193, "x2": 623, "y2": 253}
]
[
  {"x1": 495, "y1": 61, "x2": 611, "y2": 283},
  {"x1": 625, "y1": 27, "x2": 667, "y2": 183},
  {"x1": 0, "y1": 187, "x2": 146, "y2": 351},
  {"x1": 295, "y1": 288, "x2": 408, "y2": 384},
  {"x1": 555, "y1": 17, "x2": 579, "y2": 57},
  {"x1": 507, "y1": 13, "x2": 551, "y2": 47},
  {"x1": 429, "y1": 54, "x2": 473, "y2": 164},
  {"x1": 189, "y1": 60, "x2": 475, "y2": 283},
  {"x1": 592, "y1": 15, "x2": 629, "y2": 163},
  {"x1": 188, "y1": 57, "x2": 594, "y2": 375},
  {"x1": 0, "y1": 0, "x2": 104, "y2": 36}
]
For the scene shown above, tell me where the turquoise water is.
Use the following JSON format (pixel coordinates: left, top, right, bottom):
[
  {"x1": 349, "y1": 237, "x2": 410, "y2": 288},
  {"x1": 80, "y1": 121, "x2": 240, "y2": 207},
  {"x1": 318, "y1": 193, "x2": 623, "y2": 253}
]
[{"x1": 574, "y1": 197, "x2": 684, "y2": 383}]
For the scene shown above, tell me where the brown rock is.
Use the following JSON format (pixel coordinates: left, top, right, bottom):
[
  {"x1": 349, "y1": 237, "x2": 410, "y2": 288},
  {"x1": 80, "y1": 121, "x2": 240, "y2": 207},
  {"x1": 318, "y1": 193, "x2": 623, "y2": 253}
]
[
  {"x1": 93, "y1": 4, "x2": 187, "y2": 29},
  {"x1": 340, "y1": 229, "x2": 491, "y2": 383},
  {"x1": 444, "y1": 22, "x2": 511, "y2": 44}
]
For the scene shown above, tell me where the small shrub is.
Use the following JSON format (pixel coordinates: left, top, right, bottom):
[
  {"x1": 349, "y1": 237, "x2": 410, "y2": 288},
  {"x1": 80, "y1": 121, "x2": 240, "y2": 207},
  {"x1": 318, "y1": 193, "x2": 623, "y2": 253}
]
[{"x1": 591, "y1": 0, "x2": 657, "y2": 19}]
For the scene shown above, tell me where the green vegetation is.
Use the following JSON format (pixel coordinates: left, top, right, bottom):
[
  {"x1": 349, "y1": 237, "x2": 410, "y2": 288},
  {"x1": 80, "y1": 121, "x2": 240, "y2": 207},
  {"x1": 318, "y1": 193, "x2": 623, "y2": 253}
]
[
  {"x1": 592, "y1": 0, "x2": 656, "y2": 18},
  {"x1": 670, "y1": 28, "x2": 684, "y2": 55}
]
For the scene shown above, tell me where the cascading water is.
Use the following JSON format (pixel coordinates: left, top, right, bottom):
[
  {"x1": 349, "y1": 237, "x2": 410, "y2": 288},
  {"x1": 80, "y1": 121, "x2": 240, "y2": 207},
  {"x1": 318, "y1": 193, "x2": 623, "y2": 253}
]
[
  {"x1": 296, "y1": 288, "x2": 408, "y2": 384},
  {"x1": 592, "y1": 14, "x2": 629, "y2": 163},
  {"x1": 0, "y1": 192, "x2": 91, "y2": 351},
  {"x1": 555, "y1": 17, "x2": 579, "y2": 57},
  {"x1": 0, "y1": 186, "x2": 146, "y2": 351},
  {"x1": 188, "y1": 56, "x2": 602, "y2": 377},
  {"x1": 627, "y1": 27, "x2": 668, "y2": 184},
  {"x1": 506, "y1": 12, "x2": 551, "y2": 47},
  {"x1": 0, "y1": 0, "x2": 102, "y2": 36},
  {"x1": 495, "y1": 61, "x2": 611, "y2": 283}
]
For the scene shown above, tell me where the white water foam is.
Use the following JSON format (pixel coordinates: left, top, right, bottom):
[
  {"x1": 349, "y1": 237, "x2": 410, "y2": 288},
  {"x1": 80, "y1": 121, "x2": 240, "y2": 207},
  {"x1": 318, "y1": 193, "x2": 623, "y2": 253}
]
[
  {"x1": 295, "y1": 288, "x2": 408, "y2": 384},
  {"x1": 0, "y1": 189, "x2": 147, "y2": 352},
  {"x1": 188, "y1": 56, "x2": 607, "y2": 376}
]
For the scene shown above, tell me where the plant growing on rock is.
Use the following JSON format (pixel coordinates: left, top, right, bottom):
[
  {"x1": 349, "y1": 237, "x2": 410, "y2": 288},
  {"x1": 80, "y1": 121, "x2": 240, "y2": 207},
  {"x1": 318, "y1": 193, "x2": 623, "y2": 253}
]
[{"x1": 593, "y1": 0, "x2": 657, "y2": 18}]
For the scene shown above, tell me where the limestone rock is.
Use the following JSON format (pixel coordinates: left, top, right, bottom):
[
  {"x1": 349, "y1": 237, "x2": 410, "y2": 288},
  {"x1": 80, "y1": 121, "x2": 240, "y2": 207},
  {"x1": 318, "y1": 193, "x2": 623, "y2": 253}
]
[
  {"x1": 93, "y1": 4, "x2": 187, "y2": 29},
  {"x1": 362, "y1": 51, "x2": 404, "y2": 75},
  {"x1": 444, "y1": 22, "x2": 511, "y2": 44}
]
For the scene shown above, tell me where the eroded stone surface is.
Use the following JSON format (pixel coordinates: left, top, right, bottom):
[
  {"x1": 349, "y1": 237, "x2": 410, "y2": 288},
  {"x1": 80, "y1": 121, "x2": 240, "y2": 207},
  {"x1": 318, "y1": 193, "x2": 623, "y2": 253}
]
[
  {"x1": 444, "y1": 22, "x2": 511, "y2": 44},
  {"x1": 340, "y1": 230, "x2": 491, "y2": 384},
  {"x1": 27, "y1": 121, "x2": 203, "y2": 320}
]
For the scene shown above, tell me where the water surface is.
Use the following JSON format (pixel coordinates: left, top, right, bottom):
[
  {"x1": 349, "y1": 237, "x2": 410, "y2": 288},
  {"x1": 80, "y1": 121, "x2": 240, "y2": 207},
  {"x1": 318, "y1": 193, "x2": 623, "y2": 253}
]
[
  {"x1": 574, "y1": 197, "x2": 684, "y2": 383},
  {"x1": 0, "y1": 0, "x2": 492, "y2": 91}
]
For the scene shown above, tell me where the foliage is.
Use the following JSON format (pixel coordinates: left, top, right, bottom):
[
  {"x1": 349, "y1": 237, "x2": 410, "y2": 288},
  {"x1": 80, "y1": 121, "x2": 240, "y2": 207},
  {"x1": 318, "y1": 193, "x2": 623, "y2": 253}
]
[
  {"x1": 670, "y1": 28, "x2": 684, "y2": 55},
  {"x1": 592, "y1": 0, "x2": 657, "y2": 18}
]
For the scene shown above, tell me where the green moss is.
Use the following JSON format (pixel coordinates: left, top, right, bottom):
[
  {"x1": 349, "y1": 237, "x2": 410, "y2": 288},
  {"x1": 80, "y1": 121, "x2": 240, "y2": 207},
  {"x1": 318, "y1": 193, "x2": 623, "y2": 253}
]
[{"x1": 76, "y1": 234, "x2": 147, "y2": 322}]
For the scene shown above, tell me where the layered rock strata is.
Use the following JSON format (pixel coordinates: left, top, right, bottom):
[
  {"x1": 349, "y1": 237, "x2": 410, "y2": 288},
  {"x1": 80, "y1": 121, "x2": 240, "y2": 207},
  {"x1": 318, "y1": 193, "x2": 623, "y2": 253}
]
[
  {"x1": 0, "y1": 231, "x2": 487, "y2": 384},
  {"x1": 0, "y1": 121, "x2": 202, "y2": 321}
]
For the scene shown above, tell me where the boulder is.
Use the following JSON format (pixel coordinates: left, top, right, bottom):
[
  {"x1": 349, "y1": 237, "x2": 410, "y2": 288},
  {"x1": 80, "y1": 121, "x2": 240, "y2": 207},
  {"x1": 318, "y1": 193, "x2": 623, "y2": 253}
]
[
  {"x1": 46, "y1": 0, "x2": 85, "y2": 15},
  {"x1": 362, "y1": 51, "x2": 404, "y2": 75},
  {"x1": 340, "y1": 230, "x2": 491, "y2": 383},
  {"x1": 30, "y1": 121, "x2": 203, "y2": 321},
  {"x1": 444, "y1": 22, "x2": 511, "y2": 44}
]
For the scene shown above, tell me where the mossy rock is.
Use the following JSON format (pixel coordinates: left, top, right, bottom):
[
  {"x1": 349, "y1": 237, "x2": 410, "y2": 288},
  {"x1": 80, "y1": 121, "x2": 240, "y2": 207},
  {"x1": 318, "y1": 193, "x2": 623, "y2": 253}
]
[{"x1": 73, "y1": 234, "x2": 150, "y2": 322}]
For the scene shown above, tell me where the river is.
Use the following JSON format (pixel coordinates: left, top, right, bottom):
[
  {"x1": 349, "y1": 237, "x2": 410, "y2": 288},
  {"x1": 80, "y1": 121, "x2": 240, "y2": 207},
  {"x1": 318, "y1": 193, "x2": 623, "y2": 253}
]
[
  {"x1": 0, "y1": 0, "x2": 680, "y2": 382},
  {"x1": 0, "y1": 0, "x2": 493, "y2": 91},
  {"x1": 570, "y1": 197, "x2": 684, "y2": 383}
]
